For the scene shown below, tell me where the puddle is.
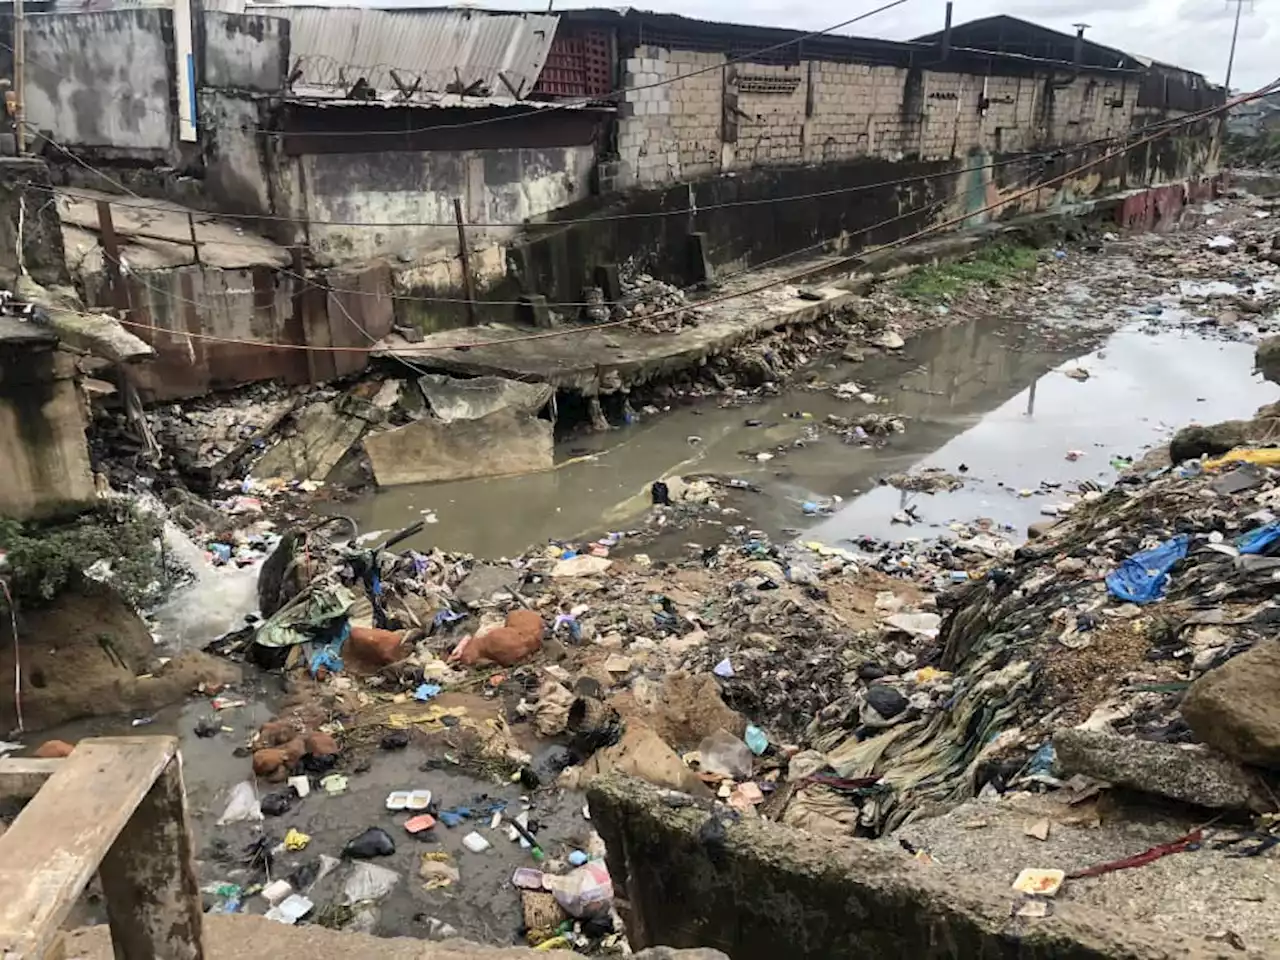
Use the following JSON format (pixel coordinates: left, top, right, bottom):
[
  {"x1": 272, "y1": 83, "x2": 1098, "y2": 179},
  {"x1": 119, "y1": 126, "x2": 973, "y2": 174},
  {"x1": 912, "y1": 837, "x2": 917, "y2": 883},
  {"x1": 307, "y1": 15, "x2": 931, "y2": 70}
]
[{"x1": 808, "y1": 325, "x2": 1277, "y2": 544}]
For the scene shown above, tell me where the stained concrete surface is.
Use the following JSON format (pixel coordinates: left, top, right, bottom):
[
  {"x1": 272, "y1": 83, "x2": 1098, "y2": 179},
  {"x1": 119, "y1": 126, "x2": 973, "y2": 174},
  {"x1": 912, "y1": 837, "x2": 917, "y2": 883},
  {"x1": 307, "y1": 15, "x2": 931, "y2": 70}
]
[{"x1": 350, "y1": 315, "x2": 1273, "y2": 561}]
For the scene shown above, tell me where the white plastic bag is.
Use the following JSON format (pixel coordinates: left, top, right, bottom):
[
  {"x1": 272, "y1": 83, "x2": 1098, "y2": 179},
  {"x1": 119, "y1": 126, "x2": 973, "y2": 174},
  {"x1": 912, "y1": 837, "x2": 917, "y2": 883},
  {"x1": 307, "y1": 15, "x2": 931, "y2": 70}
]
[
  {"x1": 343, "y1": 862, "x2": 400, "y2": 905},
  {"x1": 547, "y1": 862, "x2": 613, "y2": 918},
  {"x1": 217, "y1": 781, "x2": 262, "y2": 825}
]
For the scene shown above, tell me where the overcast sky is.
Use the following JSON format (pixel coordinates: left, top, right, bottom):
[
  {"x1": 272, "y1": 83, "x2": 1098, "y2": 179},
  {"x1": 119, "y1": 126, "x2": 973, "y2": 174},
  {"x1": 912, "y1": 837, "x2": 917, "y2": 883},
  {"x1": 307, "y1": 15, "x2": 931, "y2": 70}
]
[{"x1": 475, "y1": 0, "x2": 1271, "y2": 90}]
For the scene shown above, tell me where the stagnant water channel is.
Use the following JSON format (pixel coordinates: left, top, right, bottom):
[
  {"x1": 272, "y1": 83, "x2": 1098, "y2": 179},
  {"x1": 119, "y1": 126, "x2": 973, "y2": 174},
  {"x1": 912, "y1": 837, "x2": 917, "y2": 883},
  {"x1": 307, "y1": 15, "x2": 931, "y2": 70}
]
[{"x1": 348, "y1": 315, "x2": 1277, "y2": 558}]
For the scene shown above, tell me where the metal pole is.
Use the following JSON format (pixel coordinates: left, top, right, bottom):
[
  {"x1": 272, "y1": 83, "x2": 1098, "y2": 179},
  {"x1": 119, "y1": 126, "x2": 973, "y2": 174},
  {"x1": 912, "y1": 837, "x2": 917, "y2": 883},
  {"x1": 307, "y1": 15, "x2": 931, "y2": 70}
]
[
  {"x1": 453, "y1": 197, "x2": 476, "y2": 324},
  {"x1": 940, "y1": 2, "x2": 952, "y2": 59},
  {"x1": 13, "y1": 0, "x2": 25, "y2": 154},
  {"x1": 1224, "y1": 0, "x2": 1244, "y2": 92}
]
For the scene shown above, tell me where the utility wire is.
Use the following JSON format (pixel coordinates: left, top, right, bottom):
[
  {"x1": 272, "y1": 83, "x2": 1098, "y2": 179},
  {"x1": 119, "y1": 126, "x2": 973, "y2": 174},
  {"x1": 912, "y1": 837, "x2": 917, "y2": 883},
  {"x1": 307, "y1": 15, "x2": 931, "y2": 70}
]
[{"x1": 85, "y1": 75, "x2": 1272, "y2": 356}]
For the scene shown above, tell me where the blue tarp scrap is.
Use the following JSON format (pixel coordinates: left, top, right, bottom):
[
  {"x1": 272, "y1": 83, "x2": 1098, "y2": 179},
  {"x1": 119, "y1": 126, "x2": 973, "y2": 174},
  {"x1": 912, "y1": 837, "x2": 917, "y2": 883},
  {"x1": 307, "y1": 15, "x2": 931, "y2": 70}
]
[
  {"x1": 308, "y1": 622, "x2": 350, "y2": 677},
  {"x1": 1237, "y1": 522, "x2": 1280, "y2": 556},
  {"x1": 1105, "y1": 535, "x2": 1190, "y2": 604}
]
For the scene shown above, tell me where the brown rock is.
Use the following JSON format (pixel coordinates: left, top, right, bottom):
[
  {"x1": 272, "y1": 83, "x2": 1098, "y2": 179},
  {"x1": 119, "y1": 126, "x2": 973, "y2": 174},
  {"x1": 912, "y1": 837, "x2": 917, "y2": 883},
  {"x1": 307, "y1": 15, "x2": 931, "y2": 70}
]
[
  {"x1": 34, "y1": 739, "x2": 75, "y2": 759},
  {"x1": 1182, "y1": 642, "x2": 1280, "y2": 768},
  {"x1": 305, "y1": 731, "x2": 339, "y2": 758},
  {"x1": 256, "y1": 721, "x2": 297, "y2": 747},
  {"x1": 346, "y1": 625, "x2": 407, "y2": 671},
  {"x1": 505, "y1": 609, "x2": 545, "y2": 644},
  {"x1": 279, "y1": 737, "x2": 307, "y2": 766},
  {"x1": 252, "y1": 747, "x2": 287, "y2": 778}
]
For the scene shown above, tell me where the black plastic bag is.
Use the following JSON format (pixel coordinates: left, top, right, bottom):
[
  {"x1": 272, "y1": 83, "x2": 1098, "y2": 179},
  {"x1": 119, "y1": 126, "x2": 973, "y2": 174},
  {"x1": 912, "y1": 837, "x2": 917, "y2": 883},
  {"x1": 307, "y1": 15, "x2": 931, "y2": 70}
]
[{"x1": 344, "y1": 827, "x2": 396, "y2": 859}]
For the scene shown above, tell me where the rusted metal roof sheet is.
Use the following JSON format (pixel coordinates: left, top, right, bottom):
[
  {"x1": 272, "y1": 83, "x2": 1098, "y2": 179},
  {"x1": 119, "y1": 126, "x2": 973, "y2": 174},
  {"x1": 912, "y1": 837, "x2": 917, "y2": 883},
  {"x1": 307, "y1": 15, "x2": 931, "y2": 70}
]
[{"x1": 261, "y1": 6, "x2": 559, "y2": 101}]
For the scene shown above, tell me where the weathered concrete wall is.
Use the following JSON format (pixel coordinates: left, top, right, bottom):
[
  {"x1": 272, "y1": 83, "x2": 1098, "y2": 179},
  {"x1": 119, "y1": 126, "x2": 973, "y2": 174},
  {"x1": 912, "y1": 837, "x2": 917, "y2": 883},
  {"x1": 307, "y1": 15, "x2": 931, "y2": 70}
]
[
  {"x1": 294, "y1": 145, "x2": 596, "y2": 265},
  {"x1": 200, "y1": 91, "x2": 274, "y2": 219},
  {"x1": 0, "y1": 159, "x2": 70, "y2": 289},
  {"x1": 24, "y1": 10, "x2": 175, "y2": 157},
  {"x1": 0, "y1": 332, "x2": 95, "y2": 521},
  {"x1": 587, "y1": 775, "x2": 1211, "y2": 960},
  {"x1": 200, "y1": 12, "x2": 288, "y2": 94},
  {"x1": 612, "y1": 45, "x2": 1144, "y2": 189}
]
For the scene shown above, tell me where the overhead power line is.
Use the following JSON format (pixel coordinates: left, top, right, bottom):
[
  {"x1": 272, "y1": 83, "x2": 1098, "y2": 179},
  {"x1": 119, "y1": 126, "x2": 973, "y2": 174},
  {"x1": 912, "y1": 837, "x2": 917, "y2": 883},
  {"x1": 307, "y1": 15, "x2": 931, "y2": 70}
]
[{"x1": 78, "y1": 77, "x2": 1272, "y2": 356}]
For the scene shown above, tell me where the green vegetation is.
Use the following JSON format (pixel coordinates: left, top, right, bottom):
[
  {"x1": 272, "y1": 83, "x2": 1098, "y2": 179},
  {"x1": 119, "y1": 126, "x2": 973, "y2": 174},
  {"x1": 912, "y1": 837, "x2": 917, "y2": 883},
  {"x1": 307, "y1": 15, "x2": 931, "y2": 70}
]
[
  {"x1": 0, "y1": 504, "x2": 164, "y2": 608},
  {"x1": 897, "y1": 243, "x2": 1039, "y2": 302},
  {"x1": 1223, "y1": 133, "x2": 1280, "y2": 170}
]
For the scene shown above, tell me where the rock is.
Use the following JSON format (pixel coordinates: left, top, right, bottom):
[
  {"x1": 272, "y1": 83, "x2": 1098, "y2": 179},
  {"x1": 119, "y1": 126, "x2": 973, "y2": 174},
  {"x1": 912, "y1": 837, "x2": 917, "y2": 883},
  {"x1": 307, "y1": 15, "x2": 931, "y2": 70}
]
[
  {"x1": 252, "y1": 748, "x2": 288, "y2": 779},
  {"x1": 841, "y1": 344, "x2": 865, "y2": 363},
  {"x1": 34, "y1": 739, "x2": 75, "y2": 758},
  {"x1": 1258, "y1": 336, "x2": 1280, "y2": 385},
  {"x1": 1181, "y1": 642, "x2": 1280, "y2": 768},
  {"x1": 551, "y1": 555, "x2": 613, "y2": 578},
  {"x1": 256, "y1": 720, "x2": 298, "y2": 747},
  {"x1": 865, "y1": 685, "x2": 908, "y2": 720},
  {"x1": 1168, "y1": 421, "x2": 1247, "y2": 463},
  {"x1": 1026, "y1": 518, "x2": 1060, "y2": 539},
  {"x1": 857, "y1": 663, "x2": 888, "y2": 681},
  {"x1": 346, "y1": 626, "x2": 407, "y2": 670},
  {"x1": 576, "y1": 725, "x2": 713, "y2": 798},
  {"x1": 455, "y1": 564, "x2": 521, "y2": 608},
  {"x1": 870, "y1": 329, "x2": 905, "y2": 350},
  {"x1": 1053, "y1": 728, "x2": 1266, "y2": 811},
  {"x1": 305, "y1": 731, "x2": 339, "y2": 758},
  {"x1": 280, "y1": 737, "x2": 307, "y2": 766}
]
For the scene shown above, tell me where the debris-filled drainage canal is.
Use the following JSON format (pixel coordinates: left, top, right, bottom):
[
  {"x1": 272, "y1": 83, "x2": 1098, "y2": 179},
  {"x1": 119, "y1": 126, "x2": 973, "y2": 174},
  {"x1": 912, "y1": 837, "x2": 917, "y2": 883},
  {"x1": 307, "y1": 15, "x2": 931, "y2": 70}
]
[
  {"x1": 16, "y1": 201, "x2": 1280, "y2": 954},
  {"x1": 350, "y1": 315, "x2": 1275, "y2": 557}
]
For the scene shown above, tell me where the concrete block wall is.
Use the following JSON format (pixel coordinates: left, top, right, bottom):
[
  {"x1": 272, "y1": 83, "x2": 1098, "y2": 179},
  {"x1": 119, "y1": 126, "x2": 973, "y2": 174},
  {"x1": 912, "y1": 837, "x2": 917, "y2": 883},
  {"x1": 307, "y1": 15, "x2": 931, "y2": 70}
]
[{"x1": 612, "y1": 43, "x2": 1142, "y2": 188}]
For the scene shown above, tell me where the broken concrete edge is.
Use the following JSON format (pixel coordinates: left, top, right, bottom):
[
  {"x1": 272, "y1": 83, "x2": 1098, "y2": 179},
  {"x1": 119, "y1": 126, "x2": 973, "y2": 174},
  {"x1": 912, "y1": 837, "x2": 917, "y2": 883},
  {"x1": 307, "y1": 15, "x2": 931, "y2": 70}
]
[
  {"x1": 15, "y1": 277, "x2": 155, "y2": 364},
  {"x1": 381, "y1": 179, "x2": 1211, "y2": 399},
  {"x1": 381, "y1": 290, "x2": 856, "y2": 395},
  {"x1": 364, "y1": 409, "x2": 553, "y2": 487},
  {"x1": 586, "y1": 774, "x2": 1230, "y2": 960},
  {"x1": 62, "y1": 914, "x2": 727, "y2": 960},
  {"x1": 1053, "y1": 727, "x2": 1273, "y2": 813}
]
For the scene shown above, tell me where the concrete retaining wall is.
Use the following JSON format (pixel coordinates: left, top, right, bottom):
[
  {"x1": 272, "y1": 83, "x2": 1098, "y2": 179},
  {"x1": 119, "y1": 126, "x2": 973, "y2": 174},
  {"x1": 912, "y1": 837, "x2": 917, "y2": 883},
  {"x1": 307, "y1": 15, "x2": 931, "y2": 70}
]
[
  {"x1": 24, "y1": 9, "x2": 175, "y2": 157},
  {"x1": 586, "y1": 775, "x2": 1209, "y2": 960}
]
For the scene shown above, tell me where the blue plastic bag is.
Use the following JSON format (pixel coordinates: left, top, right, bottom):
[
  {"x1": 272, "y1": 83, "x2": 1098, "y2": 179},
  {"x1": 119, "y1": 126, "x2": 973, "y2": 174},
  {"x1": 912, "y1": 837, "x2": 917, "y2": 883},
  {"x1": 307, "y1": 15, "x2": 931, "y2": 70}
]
[
  {"x1": 1238, "y1": 522, "x2": 1280, "y2": 556},
  {"x1": 1105, "y1": 535, "x2": 1189, "y2": 604}
]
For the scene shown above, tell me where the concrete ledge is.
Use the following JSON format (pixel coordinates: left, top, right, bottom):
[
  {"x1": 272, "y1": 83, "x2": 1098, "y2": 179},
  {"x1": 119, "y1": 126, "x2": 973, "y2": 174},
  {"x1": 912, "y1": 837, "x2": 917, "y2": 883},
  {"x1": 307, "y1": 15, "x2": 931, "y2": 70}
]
[{"x1": 586, "y1": 775, "x2": 1233, "y2": 960}]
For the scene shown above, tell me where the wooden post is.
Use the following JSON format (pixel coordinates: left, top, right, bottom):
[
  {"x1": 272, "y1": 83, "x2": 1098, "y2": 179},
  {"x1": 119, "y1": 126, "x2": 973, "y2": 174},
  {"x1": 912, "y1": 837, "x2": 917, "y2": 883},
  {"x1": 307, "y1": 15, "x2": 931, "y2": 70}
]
[
  {"x1": 96, "y1": 200, "x2": 127, "y2": 313},
  {"x1": 0, "y1": 738, "x2": 204, "y2": 960},
  {"x1": 453, "y1": 196, "x2": 477, "y2": 324},
  {"x1": 99, "y1": 755, "x2": 204, "y2": 960},
  {"x1": 187, "y1": 213, "x2": 201, "y2": 266}
]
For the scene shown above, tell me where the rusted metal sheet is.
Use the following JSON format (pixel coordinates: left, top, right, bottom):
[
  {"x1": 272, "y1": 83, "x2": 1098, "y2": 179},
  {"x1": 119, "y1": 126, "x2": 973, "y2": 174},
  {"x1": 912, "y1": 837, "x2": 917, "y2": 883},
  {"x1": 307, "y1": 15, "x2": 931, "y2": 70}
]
[
  {"x1": 90, "y1": 263, "x2": 391, "y2": 401},
  {"x1": 266, "y1": 6, "x2": 558, "y2": 101}
]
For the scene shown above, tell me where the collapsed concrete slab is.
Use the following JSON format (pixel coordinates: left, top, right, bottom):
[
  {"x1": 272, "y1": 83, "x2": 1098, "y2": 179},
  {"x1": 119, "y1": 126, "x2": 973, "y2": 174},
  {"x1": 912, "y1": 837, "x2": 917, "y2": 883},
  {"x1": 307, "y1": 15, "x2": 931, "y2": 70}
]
[
  {"x1": 253, "y1": 396, "x2": 378, "y2": 483},
  {"x1": 417, "y1": 373, "x2": 553, "y2": 423},
  {"x1": 587, "y1": 774, "x2": 1230, "y2": 960},
  {"x1": 1054, "y1": 728, "x2": 1269, "y2": 812},
  {"x1": 364, "y1": 409, "x2": 552, "y2": 486}
]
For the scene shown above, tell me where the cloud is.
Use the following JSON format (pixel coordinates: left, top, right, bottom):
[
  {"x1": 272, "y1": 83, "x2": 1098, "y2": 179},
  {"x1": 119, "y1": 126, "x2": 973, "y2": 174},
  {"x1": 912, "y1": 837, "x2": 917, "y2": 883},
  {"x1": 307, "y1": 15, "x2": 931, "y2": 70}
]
[{"x1": 452, "y1": 0, "x2": 1272, "y2": 88}]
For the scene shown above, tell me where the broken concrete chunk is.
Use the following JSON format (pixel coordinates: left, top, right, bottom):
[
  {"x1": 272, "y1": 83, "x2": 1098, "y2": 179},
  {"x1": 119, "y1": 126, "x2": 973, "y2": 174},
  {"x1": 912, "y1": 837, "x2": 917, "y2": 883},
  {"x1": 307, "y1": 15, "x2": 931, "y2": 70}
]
[
  {"x1": 1053, "y1": 728, "x2": 1267, "y2": 812},
  {"x1": 417, "y1": 374, "x2": 553, "y2": 423},
  {"x1": 253, "y1": 398, "x2": 374, "y2": 483},
  {"x1": 454, "y1": 564, "x2": 522, "y2": 608},
  {"x1": 1181, "y1": 641, "x2": 1280, "y2": 769},
  {"x1": 364, "y1": 409, "x2": 552, "y2": 486}
]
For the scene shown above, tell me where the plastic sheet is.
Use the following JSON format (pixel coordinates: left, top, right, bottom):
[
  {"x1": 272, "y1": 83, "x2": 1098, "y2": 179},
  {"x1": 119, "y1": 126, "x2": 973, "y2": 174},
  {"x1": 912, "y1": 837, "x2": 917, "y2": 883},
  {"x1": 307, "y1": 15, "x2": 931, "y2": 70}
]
[
  {"x1": 216, "y1": 781, "x2": 262, "y2": 825},
  {"x1": 343, "y1": 862, "x2": 400, "y2": 905},
  {"x1": 1105, "y1": 535, "x2": 1189, "y2": 604}
]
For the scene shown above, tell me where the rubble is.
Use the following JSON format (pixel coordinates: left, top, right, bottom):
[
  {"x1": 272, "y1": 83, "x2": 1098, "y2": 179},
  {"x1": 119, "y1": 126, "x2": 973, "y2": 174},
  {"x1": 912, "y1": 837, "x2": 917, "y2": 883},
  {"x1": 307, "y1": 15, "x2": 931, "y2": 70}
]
[{"x1": 1180, "y1": 641, "x2": 1280, "y2": 768}]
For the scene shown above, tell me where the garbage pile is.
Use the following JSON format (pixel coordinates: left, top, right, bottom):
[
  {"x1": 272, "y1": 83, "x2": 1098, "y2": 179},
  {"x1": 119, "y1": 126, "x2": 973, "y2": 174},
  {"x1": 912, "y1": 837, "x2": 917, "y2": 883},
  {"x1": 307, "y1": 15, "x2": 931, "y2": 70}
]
[
  {"x1": 610, "y1": 273, "x2": 696, "y2": 334},
  {"x1": 795, "y1": 405, "x2": 1280, "y2": 836}
]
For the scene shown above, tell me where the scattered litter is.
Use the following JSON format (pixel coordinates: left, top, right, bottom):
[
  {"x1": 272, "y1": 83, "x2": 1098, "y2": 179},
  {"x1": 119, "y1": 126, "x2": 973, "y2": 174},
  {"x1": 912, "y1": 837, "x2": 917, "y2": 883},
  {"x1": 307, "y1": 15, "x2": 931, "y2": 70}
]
[
  {"x1": 343, "y1": 862, "x2": 401, "y2": 904},
  {"x1": 344, "y1": 827, "x2": 396, "y2": 859},
  {"x1": 284, "y1": 828, "x2": 311, "y2": 851},
  {"x1": 1011, "y1": 869, "x2": 1065, "y2": 898},
  {"x1": 462, "y1": 831, "x2": 492, "y2": 853}
]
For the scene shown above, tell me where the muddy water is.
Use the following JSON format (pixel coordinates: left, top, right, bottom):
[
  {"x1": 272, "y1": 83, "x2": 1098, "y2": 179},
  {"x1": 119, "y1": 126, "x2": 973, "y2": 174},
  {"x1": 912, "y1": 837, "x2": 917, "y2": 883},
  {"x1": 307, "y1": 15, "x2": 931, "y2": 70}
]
[{"x1": 351, "y1": 316, "x2": 1277, "y2": 556}]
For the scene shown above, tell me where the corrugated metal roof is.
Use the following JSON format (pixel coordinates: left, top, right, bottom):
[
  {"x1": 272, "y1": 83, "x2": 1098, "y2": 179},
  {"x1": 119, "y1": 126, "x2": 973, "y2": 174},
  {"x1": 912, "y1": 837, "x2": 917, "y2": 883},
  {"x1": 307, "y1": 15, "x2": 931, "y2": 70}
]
[{"x1": 260, "y1": 6, "x2": 559, "y2": 101}]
